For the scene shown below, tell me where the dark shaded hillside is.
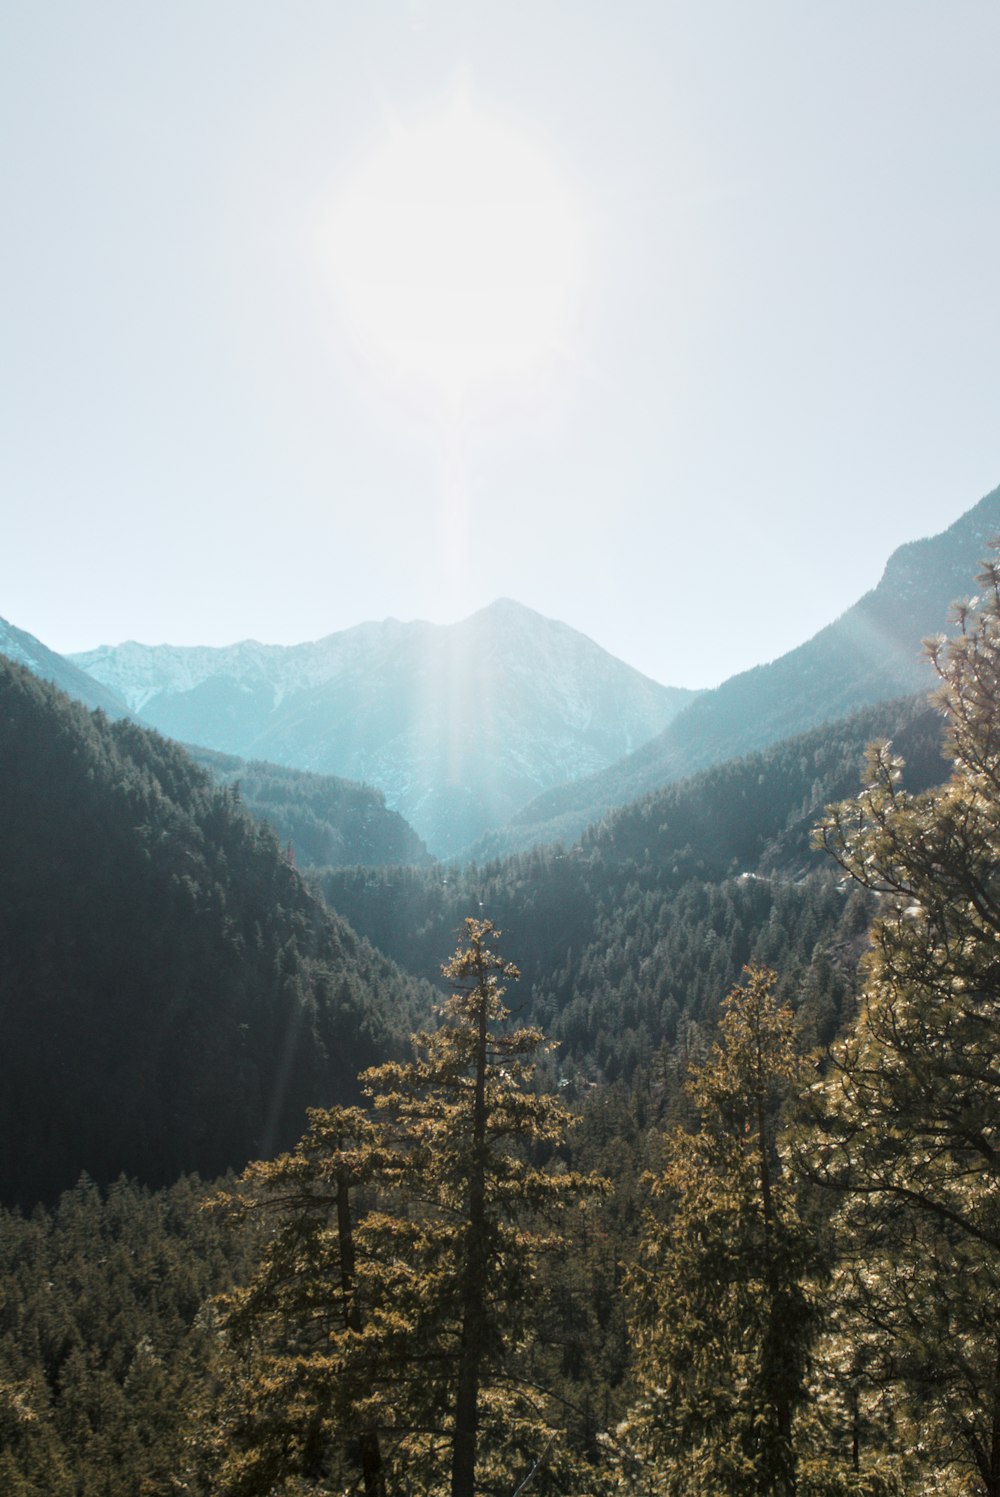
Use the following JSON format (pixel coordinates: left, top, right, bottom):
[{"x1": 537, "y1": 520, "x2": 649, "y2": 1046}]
[
  {"x1": 186, "y1": 746, "x2": 431, "y2": 868},
  {"x1": 480, "y1": 482, "x2": 999, "y2": 855},
  {"x1": 0, "y1": 659, "x2": 429, "y2": 1205},
  {"x1": 320, "y1": 693, "x2": 947, "y2": 1076}
]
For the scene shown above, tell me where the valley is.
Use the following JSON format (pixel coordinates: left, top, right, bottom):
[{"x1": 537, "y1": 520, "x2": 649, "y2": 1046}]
[
  {"x1": 2, "y1": 480, "x2": 1000, "y2": 1494},
  {"x1": 70, "y1": 600, "x2": 697, "y2": 858},
  {"x1": 7, "y1": 5, "x2": 998, "y2": 1487}
]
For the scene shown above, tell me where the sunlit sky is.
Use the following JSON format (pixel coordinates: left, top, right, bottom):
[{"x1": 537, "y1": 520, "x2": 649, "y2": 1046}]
[{"x1": 3, "y1": 2, "x2": 999, "y2": 690}]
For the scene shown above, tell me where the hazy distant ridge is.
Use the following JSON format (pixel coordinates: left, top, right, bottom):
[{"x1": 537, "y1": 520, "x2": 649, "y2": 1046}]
[
  {"x1": 0, "y1": 616, "x2": 131, "y2": 719},
  {"x1": 72, "y1": 599, "x2": 698, "y2": 856},
  {"x1": 478, "y1": 482, "x2": 1000, "y2": 855}
]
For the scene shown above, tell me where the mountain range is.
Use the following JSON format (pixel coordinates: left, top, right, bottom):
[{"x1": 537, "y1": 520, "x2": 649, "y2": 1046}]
[
  {"x1": 69, "y1": 599, "x2": 697, "y2": 856},
  {"x1": 5, "y1": 480, "x2": 999, "y2": 865},
  {"x1": 474, "y1": 481, "x2": 1000, "y2": 855},
  {"x1": 2, "y1": 478, "x2": 997, "y2": 1196},
  {"x1": 2, "y1": 476, "x2": 997, "y2": 1497}
]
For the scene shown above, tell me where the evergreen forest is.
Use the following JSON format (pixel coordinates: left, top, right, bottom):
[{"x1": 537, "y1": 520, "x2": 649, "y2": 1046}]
[
  {"x1": 186, "y1": 747, "x2": 431, "y2": 871},
  {"x1": 5, "y1": 560, "x2": 1000, "y2": 1494}
]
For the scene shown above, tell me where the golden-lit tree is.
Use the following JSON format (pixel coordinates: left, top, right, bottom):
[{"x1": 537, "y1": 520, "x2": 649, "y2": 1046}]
[
  {"x1": 211, "y1": 1106, "x2": 391, "y2": 1497},
  {"x1": 362, "y1": 917, "x2": 607, "y2": 1497},
  {"x1": 619, "y1": 966, "x2": 815, "y2": 1497},
  {"x1": 808, "y1": 558, "x2": 1000, "y2": 1495},
  {"x1": 212, "y1": 918, "x2": 606, "y2": 1497}
]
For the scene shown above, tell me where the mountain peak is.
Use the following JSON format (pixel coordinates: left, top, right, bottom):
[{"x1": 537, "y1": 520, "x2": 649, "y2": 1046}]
[
  {"x1": 69, "y1": 607, "x2": 698, "y2": 856},
  {"x1": 478, "y1": 596, "x2": 535, "y2": 614},
  {"x1": 490, "y1": 481, "x2": 1000, "y2": 856},
  {"x1": 462, "y1": 597, "x2": 547, "y2": 629}
]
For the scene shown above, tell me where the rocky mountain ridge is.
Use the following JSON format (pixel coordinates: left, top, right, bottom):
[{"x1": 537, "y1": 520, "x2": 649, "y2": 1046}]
[
  {"x1": 477, "y1": 481, "x2": 1000, "y2": 856},
  {"x1": 70, "y1": 599, "x2": 698, "y2": 856},
  {"x1": 0, "y1": 616, "x2": 131, "y2": 719}
]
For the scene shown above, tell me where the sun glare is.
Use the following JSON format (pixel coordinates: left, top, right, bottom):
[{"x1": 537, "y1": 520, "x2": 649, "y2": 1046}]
[{"x1": 322, "y1": 93, "x2": 587, "y2": 399}]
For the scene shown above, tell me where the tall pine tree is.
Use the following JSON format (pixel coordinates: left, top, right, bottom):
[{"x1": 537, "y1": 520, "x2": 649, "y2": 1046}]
[
  {"x1": 617, "y1": 966, "x2": 815, "y2": 1496},
  {"x1": 211, "y1": 1106, "x2": 390, "y2": 1496},
  {"x1": 210, "y1": 919, "x2": 606, "y2": 1497},
  {"x1": 808, "y1": 558, "x2": 1000, "y2": 1494},
  {"x1": 362, "y1": 918, "x2": 607, "y2": 1497}
]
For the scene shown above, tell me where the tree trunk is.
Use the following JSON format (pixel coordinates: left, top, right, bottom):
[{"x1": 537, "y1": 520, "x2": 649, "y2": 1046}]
[
  {"x1": 451, "y1": 977, "x2": 490, "y2": 1497},
  {"x1": 337, "y1": 1171, "x2": 387, "y2": 1497},
  {"x1": 755, "y1": 1039, "x2": 797, "y2": 1497}
]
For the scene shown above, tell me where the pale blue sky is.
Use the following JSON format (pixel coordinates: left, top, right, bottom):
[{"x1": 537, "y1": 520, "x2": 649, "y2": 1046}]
[{"x1": 3, "y1": 1, "x2": 998, "y2": 689}]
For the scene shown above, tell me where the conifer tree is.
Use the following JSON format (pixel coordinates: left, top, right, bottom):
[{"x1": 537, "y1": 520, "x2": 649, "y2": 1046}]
[
  {"x1": 211, "y1": 1106, "x2": 390, "y2": 1497},
  {"x1": 618, "y1": 965, "x2": 815, "y2": 1496},
  {"x1": 210, "y1": 919, "x2": 606, "y2": 1497},
  {"x1": 361, "y1": 917, "x2": 607, "y2": 1497},
  {"x1": 808, "y1": 558, "x2": 1000, "y2": 1494}
]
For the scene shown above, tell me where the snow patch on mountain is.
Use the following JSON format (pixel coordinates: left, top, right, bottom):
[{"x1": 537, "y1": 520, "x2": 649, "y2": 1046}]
[{"x1": 70, "y1": 600, "x2": 699, "y2": 856}]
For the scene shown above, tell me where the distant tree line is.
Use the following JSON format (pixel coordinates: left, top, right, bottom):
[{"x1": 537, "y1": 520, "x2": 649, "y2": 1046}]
[
  {"x1": 318, "y1": 693, "x2": 948, "y2": 1082},
  {"x1": 187, "y1": 745, "x2": 431, "y2": 869}
]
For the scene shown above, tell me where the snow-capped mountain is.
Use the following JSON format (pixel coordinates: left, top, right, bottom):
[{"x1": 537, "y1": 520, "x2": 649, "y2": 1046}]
[{"x1": 72, "y1": 600, "x2": 698, "y2": 856}]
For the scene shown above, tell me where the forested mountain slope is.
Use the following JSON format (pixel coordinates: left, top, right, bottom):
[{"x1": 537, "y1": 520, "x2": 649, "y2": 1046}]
[
  {"x1": 321, "y1": 693, "x2": 947, "y2": 1078},
  {"x1": 1, "y1": 616, "x2": 131, "y2": 718},
  {"x1": 479, "y1": 482, "x2": 999, "y2": 856},
  {"x1": 70, "y1": 599, "x2": 698, "y2": 856},
  {"x1": 1, "y1": 617, "x2": 431, "y2": 869},
  {"x1": 186, "y1": 746, "x2": 431, "y2": 868},
  {"x1": 0, "y1": 658, "x2": 430, "y2": 1205},
  {"x1": 0, "y1": 1173, "x2": 253, "y2": 1494}
]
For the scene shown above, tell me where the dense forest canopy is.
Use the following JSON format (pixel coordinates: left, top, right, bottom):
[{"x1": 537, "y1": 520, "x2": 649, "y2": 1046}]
[
  {"x1": 318, "y1": 693, "x2": 948, "y2": 1080},
  {"x1": 186, "y1": 745, "x2": 431, "y2": 869},
  {"x1": 0, "y1": 658, "x2": 433, "y2": 1204},
  {"x1": 8, "y1": 547, "x2": 1000, "y2": 1490}
]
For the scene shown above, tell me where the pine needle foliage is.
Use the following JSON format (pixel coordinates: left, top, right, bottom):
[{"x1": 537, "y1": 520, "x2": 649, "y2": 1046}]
[
  {"x1": 617, "y1": 965, "x2": 815, "y2": 1497},
  {"x1": 209, "y1": 1106, "x2": 392, "y2": 1497},
  {"x1": 362, "y1": 918, "x2": 609, "y2": 1497},
  {"x1": 210, "y1": 919, "x2": 608, "y2": 1497},
  {"x1": 807, "y1": 557, "x2": 1000, "y2": 1495}
]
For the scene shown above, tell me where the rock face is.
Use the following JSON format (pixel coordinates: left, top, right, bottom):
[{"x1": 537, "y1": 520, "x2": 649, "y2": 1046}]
[
  {"x1": 482, "y1": 481, "x2": 1000, "y2": 856},
  {"x1": 72, "y1": 599, "x2": 698, "y2": 857}
]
